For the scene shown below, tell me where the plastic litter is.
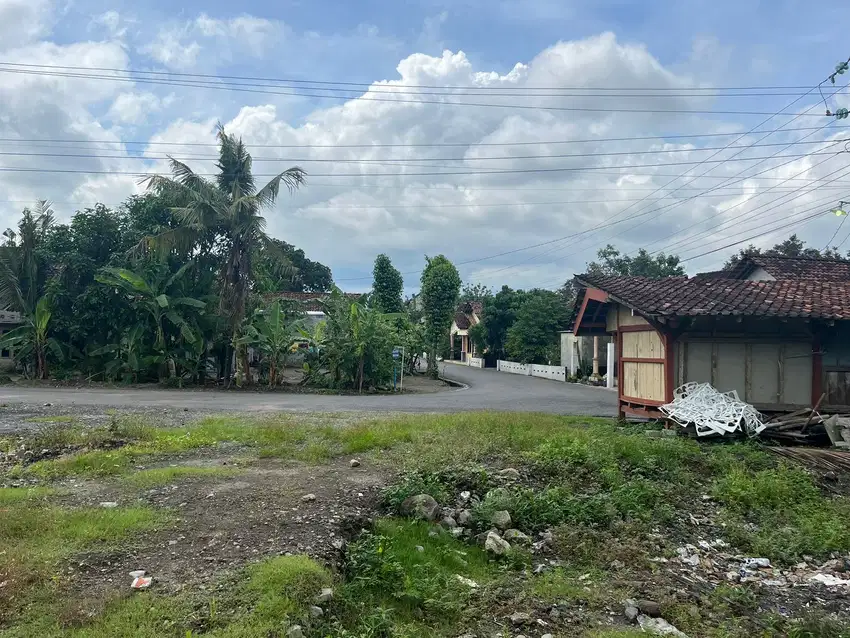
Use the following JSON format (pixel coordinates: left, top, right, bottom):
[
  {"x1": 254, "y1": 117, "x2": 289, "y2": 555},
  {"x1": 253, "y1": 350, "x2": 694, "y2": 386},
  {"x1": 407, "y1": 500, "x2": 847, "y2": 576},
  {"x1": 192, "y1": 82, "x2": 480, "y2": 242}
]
[
  {"x1": 660, "y1": 382, "x2": 766, "y2": 437},
  {"x1": 131, "y1": 576, "x2": 152, "y2": 589}
]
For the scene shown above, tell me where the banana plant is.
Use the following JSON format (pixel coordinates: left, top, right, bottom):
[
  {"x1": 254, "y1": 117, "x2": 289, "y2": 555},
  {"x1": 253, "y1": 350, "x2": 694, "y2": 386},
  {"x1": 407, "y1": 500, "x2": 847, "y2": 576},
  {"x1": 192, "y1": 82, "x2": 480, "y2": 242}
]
[
  {"x1": 0, "y1": 295, "x2": 63, "y2": 379},
  {"x1": 96, "y1": 262, "x2": 206, "y2": 377},
  {"x1": 89, "y1": 324, "x2": 145, "y2": 382},
  {"x1": 239, "y1": 300, "x2": 303, "y2": 386}
]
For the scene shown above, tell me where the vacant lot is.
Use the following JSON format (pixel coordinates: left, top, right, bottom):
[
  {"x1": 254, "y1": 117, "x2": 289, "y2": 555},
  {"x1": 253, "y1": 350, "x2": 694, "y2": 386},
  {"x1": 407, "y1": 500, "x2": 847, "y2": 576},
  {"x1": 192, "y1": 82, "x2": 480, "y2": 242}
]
[{"x1": 1, "y1": 408, "x2": 850, "y2": 637}]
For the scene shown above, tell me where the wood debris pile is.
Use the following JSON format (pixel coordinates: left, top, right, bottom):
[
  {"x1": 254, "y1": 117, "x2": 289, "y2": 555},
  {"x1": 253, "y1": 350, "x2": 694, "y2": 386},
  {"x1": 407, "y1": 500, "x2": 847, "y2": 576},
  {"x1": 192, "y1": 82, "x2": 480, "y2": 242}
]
[{"x1": 759, "y1": 393, "x2": 850, "y2": 446}]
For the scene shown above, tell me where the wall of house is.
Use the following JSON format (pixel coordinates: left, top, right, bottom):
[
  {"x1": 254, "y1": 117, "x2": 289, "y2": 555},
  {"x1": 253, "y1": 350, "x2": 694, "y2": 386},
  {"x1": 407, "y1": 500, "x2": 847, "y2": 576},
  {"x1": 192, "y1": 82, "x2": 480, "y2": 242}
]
[
  {"x1": 561, "y1": 332, "x2": 614, "y2": 376},
  {"x1": 675, "y1": 337, "x2": 812, "y2": 409},
  {"x1": 745, "y1": 266, "x2": 776, "y2": 281},
  {"x1": 822, "y1": 322, "x2": 850, "y2": 409}
]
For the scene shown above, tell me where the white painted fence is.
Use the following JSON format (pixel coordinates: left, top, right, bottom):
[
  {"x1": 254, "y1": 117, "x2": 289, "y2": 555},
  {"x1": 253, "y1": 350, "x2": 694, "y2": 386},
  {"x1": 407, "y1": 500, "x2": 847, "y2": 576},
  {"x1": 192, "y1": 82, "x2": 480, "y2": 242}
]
[
  {"x1": 530, "y1": 364, "x2": 567, "y2": 382},
  {"x1": 497, "y1": 360, "x2": 566, "y2": 381},
  {"x1": 467, "y1": 356, "x2": 484, "y2": 369}
]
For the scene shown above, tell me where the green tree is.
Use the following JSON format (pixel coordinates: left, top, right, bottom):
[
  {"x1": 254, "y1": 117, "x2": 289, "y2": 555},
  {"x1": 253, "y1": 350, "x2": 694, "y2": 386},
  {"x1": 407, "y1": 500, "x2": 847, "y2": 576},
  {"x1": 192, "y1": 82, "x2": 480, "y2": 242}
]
[
  {"x1": 372, "y1": 254, "x2": 404, "y2": 313},
  {"x1": 505, "y1": 289, "x2": 569, "y2": 364},
  {"x1": 142, "y1": 123, "x2": 305, "y2": 383},
  {"x1": 459, "y1": 282, "x2": 492, "y2": 303},
  {"x1": 95, "y1": 265, "x2": 206, "y2": 378},
  {"x1": 0, "y1": 202, "x2": 62, "y2": 378},
  {"x1": 420, "y1": 255, "x2": 461, "y2": 378},
  {"x1": 0, "y1": 296, "x2": 62, "y2": 379},
  {"x1": 240, "y1": 300, "x2": 303, "y2": 386},
  {"x1": 479, "y1": 286, "x2": 527, "y2": 361},
  {"x1": 253, "y1": 238, "x2": 333, "y2": 294},
  {"x1": 585, "y1": 244, "x2": 685, "y2": 278},
  {"x1": 723, "y1": 233, "x2": 850, "y2": 269}
]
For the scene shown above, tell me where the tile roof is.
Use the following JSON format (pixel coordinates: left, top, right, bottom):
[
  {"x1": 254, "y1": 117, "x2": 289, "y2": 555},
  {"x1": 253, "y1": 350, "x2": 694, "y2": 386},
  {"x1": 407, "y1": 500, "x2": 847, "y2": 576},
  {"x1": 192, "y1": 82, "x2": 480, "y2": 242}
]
[
  {"x1": 725, "y1": 255, "x2": 850, "y2": 282},
  {"x1": 263, "y1": 291, "x2": 362, "y2": 312},
  {"x1": 454, "y1": 312, "x2": 471, "y2": 330},
  {"x1": 576, "y1": 274, "x2": 850, "y2": 320}
]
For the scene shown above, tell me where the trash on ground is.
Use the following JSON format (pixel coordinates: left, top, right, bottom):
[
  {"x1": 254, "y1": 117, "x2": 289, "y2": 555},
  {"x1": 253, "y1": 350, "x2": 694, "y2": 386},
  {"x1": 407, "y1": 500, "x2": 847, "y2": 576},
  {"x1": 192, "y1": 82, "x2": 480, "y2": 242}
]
[
  {"x1": 660, "y1": 383, "x2": 765, "y2": 437},
  {"x1": 131, "y1": 576, "x2": 152, "y2": 589}
]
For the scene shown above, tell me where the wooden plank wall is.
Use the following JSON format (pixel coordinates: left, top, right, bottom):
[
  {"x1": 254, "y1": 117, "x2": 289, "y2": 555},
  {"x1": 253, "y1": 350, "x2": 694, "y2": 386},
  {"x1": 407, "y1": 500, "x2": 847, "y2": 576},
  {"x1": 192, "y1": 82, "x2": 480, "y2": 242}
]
[{"x1": 621, "y1": 328, "x2": 665, "y2": 402}]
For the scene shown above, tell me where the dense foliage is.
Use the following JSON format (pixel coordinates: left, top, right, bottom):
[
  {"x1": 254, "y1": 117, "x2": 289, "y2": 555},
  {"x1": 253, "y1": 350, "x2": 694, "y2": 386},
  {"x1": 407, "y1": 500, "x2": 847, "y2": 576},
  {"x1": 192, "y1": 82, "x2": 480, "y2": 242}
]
[
  {"x1": 723, "y1": 233, "x2": 850, "y2": 269},
  {"x1": 371, "y1": 254, "x2": 404, "y2": 313},
  {"x1": 420, "y1": 255, "x2": 461, "y2": 377},
  {"x1": 0, "y1": 129, "x2": 334, "y2": 386}
]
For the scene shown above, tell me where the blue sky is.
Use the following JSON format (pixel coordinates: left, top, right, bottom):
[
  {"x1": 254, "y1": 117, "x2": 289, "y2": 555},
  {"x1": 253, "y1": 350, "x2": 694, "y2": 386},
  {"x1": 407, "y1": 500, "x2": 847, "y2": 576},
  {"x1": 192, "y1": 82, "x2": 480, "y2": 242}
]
[{"x1": 1, "y1": 0, "x2": 849, "y2": 291}]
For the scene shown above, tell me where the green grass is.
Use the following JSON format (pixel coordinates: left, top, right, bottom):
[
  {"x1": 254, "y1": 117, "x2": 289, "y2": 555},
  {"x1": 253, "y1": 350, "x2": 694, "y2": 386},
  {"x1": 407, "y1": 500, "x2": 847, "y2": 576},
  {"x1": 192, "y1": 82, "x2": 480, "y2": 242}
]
[
  {"x1": 122, "y1": 466, "x2": 240, "y2": 488},
  {"x1": 0, "y1": 486, "x2": 56, "y2": 504},
  {"x1": 0, "y1": 494, "x2": 170, "y2": 628}
]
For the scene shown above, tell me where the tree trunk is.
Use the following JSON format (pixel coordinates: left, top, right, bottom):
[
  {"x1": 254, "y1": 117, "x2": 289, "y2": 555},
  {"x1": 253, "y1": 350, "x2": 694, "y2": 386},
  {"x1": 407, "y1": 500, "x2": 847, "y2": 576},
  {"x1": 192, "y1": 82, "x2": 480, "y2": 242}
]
[
  {"x1": 269, "y1": 360, "x2": 277, "y2": 387},
  {"x1": 37, "y1": 347, "x2": 47, "y2": 380},
  {"x1": 358, "y1": 356, "x2": 365, "y2": 393},
  {"x1": 240, "y1": 345, "x2": 252, "y2": 385}
]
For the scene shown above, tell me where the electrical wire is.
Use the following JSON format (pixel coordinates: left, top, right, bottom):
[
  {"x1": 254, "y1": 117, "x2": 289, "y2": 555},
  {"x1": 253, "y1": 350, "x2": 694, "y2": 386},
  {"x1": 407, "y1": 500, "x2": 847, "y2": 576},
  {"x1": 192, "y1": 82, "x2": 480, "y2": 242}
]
[
  {"x1": 2, "y1": 124, "x2": 845, "y2": 149},
  {"x1": 0, "y1": 66, "x2": 837, "y2": 117}
]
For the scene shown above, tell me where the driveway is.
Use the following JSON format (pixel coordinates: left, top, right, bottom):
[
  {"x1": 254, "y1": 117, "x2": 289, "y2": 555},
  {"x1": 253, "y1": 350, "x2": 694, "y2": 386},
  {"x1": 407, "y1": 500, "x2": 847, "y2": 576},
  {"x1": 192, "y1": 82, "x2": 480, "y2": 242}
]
[{"x1": 0, "y1": 364, "x2": 617, "y2": 416}]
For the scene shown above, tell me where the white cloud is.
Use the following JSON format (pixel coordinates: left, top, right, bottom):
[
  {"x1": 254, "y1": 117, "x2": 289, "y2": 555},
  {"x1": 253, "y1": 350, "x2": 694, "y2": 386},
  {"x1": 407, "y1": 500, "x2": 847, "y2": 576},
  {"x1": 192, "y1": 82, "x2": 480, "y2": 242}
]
[
  {"x1": 0, "y1": 21, "x2": 844, "y2": 289},
  {"x1": 89, "y1": 10, "x2": 128, "y2": 39},
  {"x1": 0, "y1": 0, "x2": 52, "y2": 50},
  {"x1": 140, "y1": 14, "x2": 282, "y2": 70},
  {"x1": 107, "y1": 92, "x2": 164, "y2": 125}
]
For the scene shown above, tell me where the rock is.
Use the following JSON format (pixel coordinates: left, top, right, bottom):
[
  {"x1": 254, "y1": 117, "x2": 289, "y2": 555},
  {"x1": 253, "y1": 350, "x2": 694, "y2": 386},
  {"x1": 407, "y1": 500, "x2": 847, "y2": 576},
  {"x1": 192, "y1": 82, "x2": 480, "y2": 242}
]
[
  {"x1": 128, "y1": 570, "x2": 146, "y2": 579},
  {"x1": 43, "y1": 402, "x2": 52, "y2": 407},
  {"x1": 286, "y1": 625, "x2": 304, "y2": 638},
  {"x1": 454, "y1": 574, "x2": 479, "y2": 588},
  {"x1": 533, "y1": 564, "x2": 548, "y2": 575},
  {"x1": 349, "y1": 459, "x2": 361, "y2": 468},
  {"x1": 301, "y1": 494, "x2": 317, "y2": 502},
  {"x1": 541, "y1": 634, "x2": 554, "y2": 638},
  {"x1": 400, "y1": 494, "x2": 441, "y2": 522},
  {"x1": 624, "y1": 599, "x2": 639, "y2": 622},
  {"x1": 637, "y1": 615, "x2": 688, "y2": 637},
  {"x1": 610, "y1": 559, "x2": 625, "y2": 570},
  {"x1": 441, "y1": 516, "x2": 458, "y2": 529},
  {"x1": 99, "y1": 502, "x2": 119, "y2": 508},
  {"x1": 509, "y1": 611, "x2": 530, "y2": 625},
  {"x1": 742, "y1": 558, "x2": 771, "y2": 569},
  {"x1": 503, "y1": 529, "x2": 531, "y2": 544},
  {"x1": 459, "y1": 490, "x2": 471, "y2": 502},
  {"x1": 548, "y1": 607, "x2": 561, "y2": 620},
  {"x1": 637, "y1": 600, "x2": 662, "y2": 618},
  {"x1": 316, "y1": 587, "x2": 333, "y2": 603},
  {"x1": 485, "y1": 531, "x2": 511, "y2": 555},
  {"x1": 457, "y1": 509, "x2": 474, "y2": 526},
  {"x1": 491, "y1": 510, "x2": 512, "y2": 530},
  {"x1": 498, "y1": 468, "x2": 521, "y2": 480},
  {"x1": 309, "y1": 605, "x2": 324, "y2": 617},
  {"x1": 415, "y1": 545, "x2": 425, "y2": 553},
  {"x1": 451, "y1": 527, "x2": 465, "y2": 538}
]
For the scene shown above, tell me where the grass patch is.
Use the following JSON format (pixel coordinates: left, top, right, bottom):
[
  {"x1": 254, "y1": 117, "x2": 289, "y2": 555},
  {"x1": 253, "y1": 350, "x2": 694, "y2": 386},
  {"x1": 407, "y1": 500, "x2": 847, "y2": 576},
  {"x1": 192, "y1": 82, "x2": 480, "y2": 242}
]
[
  {"x1": 713, "y1": 466, "x2": 850, "y2": 562},
  {"x1": 320, "y1": 519, "x2": 499, "y2": 636},
  {"x1": 122, "y1": 466, "x2": 240, "y2": 488},
  {"x1": 25, "y1": 415, "x2": 78, "y2": 424},
  {"x1": 0, "y1": 497, "x2": 170, "y2": 627},
  {"x1": 0, "y1": 486, "x2": 56, "y2": 504}
]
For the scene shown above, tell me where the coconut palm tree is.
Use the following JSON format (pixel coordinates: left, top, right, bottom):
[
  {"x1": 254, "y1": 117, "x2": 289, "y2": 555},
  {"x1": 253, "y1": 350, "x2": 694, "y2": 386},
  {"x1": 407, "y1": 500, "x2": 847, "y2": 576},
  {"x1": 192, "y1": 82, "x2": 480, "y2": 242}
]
[{"x1": 141, "y1": 124, "x2": 305, "y2": 383}]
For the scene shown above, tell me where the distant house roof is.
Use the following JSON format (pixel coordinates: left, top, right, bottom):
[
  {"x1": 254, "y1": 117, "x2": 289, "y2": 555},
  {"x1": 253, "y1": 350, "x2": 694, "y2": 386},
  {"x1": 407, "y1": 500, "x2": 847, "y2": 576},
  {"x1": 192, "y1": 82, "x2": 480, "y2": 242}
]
[
  {"x1": 724, "y1": 255, "x2": 850, "y2": 282},
  {"x1": 264, "y1": 291, "x2": 362, "y2": 312},
  {"x1": 575, "y1": 274, "x2": 850, "y2": 320},
  {"x1": 452, "y1": 300, "x2": 483, "y2": 332}
]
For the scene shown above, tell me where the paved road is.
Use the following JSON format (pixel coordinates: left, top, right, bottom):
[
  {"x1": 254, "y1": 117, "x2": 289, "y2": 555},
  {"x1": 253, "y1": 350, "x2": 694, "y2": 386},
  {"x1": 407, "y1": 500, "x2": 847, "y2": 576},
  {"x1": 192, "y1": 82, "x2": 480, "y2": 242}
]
[{"x1": 0, "y1": 364, "x2": 617, "y2": 416}]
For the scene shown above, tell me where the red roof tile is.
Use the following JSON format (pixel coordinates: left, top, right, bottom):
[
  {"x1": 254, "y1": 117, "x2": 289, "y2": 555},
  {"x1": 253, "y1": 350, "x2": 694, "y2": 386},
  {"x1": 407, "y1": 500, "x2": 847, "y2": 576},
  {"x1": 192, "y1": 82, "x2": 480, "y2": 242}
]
[
  {"x1": 576, "y1": 274, "x2": 850, "y2": 320},
  {"x1": 724, "y1": 255, "x2": 850, "y2": 281}
]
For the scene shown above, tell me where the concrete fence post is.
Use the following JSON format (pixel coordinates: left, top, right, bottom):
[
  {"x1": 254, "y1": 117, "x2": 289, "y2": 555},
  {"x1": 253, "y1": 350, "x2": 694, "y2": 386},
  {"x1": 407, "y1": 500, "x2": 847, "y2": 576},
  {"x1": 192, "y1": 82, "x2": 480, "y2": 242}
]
[{"x1": 606, "y1": 342, "x2": 615, "y2": 388}]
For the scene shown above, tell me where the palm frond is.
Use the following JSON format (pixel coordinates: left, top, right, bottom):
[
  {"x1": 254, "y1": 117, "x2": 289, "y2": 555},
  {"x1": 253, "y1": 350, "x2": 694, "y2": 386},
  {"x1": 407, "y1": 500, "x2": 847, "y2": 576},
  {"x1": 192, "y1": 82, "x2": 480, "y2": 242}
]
[
  {"x1": 165, "y1": 260, "x2": 195, "y2": 290},
  {"x1": 0, "y1": 249, "x2": 26, "y2": 312},
  {"x1": 255, "y1": 167, "x2": 306, "y2": 209}
]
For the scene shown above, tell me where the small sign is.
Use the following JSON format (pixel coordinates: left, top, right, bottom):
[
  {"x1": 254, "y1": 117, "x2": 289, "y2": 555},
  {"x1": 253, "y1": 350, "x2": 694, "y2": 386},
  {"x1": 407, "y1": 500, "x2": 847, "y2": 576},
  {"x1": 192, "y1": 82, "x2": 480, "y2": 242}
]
[{"x1": 392, "y1": 348, "x2": 400, "y2": 360}]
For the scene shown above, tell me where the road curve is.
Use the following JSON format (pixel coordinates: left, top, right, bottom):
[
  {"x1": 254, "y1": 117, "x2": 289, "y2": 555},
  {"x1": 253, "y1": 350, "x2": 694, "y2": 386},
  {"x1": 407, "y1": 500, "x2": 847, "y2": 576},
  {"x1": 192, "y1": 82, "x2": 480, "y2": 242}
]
[{"x1": 0, "y1": 364, "x2": 617, "y2": 416}]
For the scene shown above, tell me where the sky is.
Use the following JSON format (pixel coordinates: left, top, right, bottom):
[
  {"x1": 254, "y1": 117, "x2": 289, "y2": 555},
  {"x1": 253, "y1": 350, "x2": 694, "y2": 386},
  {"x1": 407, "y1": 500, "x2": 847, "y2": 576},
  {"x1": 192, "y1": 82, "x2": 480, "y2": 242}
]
[{"x1": 1, "y1": 0, "x2": 850, "y2": 292}]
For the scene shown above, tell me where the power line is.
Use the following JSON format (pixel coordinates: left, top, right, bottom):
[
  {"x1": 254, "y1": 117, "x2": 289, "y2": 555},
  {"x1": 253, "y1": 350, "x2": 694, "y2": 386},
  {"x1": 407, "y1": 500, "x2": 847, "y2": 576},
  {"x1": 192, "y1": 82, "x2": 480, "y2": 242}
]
[
  {"x1": 0, "y1": 61, "x2": 834, "y2": 93},
  {"x1": 2, "y1": 124, "x2": 845, "y2": 149},
  {"x1": 0, "y1": 66, "x2": 836, "y2": 117},
  {"x1": 0, "y1": 150, "x2": 842, "y2": 178},
  {"x1": 0, "y1": 137, "x2": 843, "y2": 164}
]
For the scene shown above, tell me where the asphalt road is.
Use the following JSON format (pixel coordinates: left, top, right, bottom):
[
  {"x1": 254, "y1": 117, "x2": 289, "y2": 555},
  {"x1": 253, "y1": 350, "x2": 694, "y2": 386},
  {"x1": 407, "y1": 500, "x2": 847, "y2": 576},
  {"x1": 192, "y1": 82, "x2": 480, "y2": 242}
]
[{"x1": 0, "y1": 363, "x2": 618, "y2": 416}]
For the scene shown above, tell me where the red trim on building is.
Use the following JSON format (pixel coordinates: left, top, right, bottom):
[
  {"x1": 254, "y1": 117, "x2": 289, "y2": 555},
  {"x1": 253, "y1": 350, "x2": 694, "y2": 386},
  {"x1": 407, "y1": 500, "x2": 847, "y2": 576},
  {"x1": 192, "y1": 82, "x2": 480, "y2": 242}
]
[
  {"x1": 812, "y1": 335, "x2": 823, "y2": 406},
  {"x1": 662, "y1": 331, "x2": 675, "y2": 403},
  {"x1": 618, "y1": 324, "x2": 656, "y2": 332}
]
